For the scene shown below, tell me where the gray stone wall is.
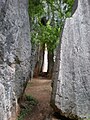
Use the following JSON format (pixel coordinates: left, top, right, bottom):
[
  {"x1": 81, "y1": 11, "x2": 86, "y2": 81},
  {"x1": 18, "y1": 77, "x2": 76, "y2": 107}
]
[
  {"x1": 51, "y1": 0, "x2": 90, "y2": 119},
  {"x1": 0, "y1": 0, "x2": 31, "y2": 120}
]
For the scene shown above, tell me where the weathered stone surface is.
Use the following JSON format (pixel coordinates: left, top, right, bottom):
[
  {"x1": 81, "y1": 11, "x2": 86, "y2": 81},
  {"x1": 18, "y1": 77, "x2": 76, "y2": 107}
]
[
  {"x1": 0, "y1": 0, "x2": 31, "y2": 120},
  {"x1": 51, "y1": 0, "x2": 90, "y2": 119}
]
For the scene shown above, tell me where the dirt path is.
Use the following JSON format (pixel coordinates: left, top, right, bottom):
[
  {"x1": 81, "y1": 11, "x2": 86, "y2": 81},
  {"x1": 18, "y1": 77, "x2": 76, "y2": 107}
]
[{"x1": 24, "y1": 78, "x2": 53, "y2": 120}]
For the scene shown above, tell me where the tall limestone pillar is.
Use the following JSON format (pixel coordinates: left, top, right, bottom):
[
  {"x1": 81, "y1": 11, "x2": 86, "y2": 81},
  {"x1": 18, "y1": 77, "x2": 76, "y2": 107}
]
[
  {"x1": 0, "y1": 0, "x2": 31, "y2": 119},
  {"x1": 51, "y1": 0, "x2": 90, "y2": 119}
]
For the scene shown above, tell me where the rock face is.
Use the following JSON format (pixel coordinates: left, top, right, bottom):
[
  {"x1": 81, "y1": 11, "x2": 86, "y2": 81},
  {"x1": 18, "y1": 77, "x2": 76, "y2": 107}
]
[
  {"x1": 0, "y1": 0, "x2": 31, "y2": 120},
  {"x1": 51, "y1": 0, "x2": 90, "y2": 119}
]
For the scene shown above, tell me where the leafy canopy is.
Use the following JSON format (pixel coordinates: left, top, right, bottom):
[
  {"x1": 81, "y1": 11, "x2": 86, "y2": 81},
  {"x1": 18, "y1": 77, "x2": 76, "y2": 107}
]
[{"x1": 28, "y1": 0, "x2": 74, "y2": 52}]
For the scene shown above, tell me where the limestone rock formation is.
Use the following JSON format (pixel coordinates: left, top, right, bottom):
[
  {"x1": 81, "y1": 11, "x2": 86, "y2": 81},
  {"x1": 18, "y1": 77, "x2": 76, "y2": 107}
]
[
  {"x1": 0, "y1": 0, "x2": 31, "y2": 120},
  {"x1": 51, "y1": 0, "x2": 90, "y2": 119}
]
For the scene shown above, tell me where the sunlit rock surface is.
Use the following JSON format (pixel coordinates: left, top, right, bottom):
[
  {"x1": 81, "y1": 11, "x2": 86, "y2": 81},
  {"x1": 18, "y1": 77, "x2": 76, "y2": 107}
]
[
  {"x1": 0, "y1": 0, "x2": 31, "y2": 119},
  {"x1": 51, "y1": 0, "x2": 90, "y2": 119}
]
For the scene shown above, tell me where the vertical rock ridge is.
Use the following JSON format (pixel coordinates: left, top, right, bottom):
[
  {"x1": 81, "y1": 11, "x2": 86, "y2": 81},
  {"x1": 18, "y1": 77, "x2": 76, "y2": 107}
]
[
  {"x1": 0, "y1": 0, "x2": 31, "y2": 120},
  {"x1": 51, "y1": 0, "x2": 90, "y2": 119}
]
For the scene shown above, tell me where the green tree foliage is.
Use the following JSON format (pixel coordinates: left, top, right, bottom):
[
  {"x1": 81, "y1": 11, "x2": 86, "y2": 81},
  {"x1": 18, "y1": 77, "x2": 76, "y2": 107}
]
[
  {"x1": 28, "y1": 0, "x2": 44, "y2": 17},
  {"x1": 63, "y1": 0, "x2": 75, "y2": 17},
  {"x1": 31, "y1": 21, "x2": 60, "y2": 52},
  {"x1": 28, "y1": 0, "x2": 74, "y2": 52}
]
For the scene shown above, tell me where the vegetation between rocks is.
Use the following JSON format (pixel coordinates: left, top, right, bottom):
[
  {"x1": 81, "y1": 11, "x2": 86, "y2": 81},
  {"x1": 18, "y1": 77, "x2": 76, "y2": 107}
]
[{"x1": 17, "y1": 95, "x2": 38, "y2": 120}]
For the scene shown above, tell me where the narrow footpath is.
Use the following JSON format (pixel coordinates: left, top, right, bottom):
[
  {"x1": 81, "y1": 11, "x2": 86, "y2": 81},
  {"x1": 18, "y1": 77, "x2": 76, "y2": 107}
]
[{"x1": 24, "y1": 78, "x2": 53, "y2": 120}]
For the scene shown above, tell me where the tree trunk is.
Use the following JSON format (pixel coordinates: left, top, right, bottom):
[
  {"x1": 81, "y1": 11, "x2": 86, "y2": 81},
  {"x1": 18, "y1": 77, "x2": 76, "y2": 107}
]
[
  {"x1": 33, "y1": 44, "x2": 45, "y2": 77},
  {"x1": 39, "y1": 44, "x2": 45, "y2": 75},
  {"x1": 47, "y1": 50, "x2": 54, "y2": 79}
]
